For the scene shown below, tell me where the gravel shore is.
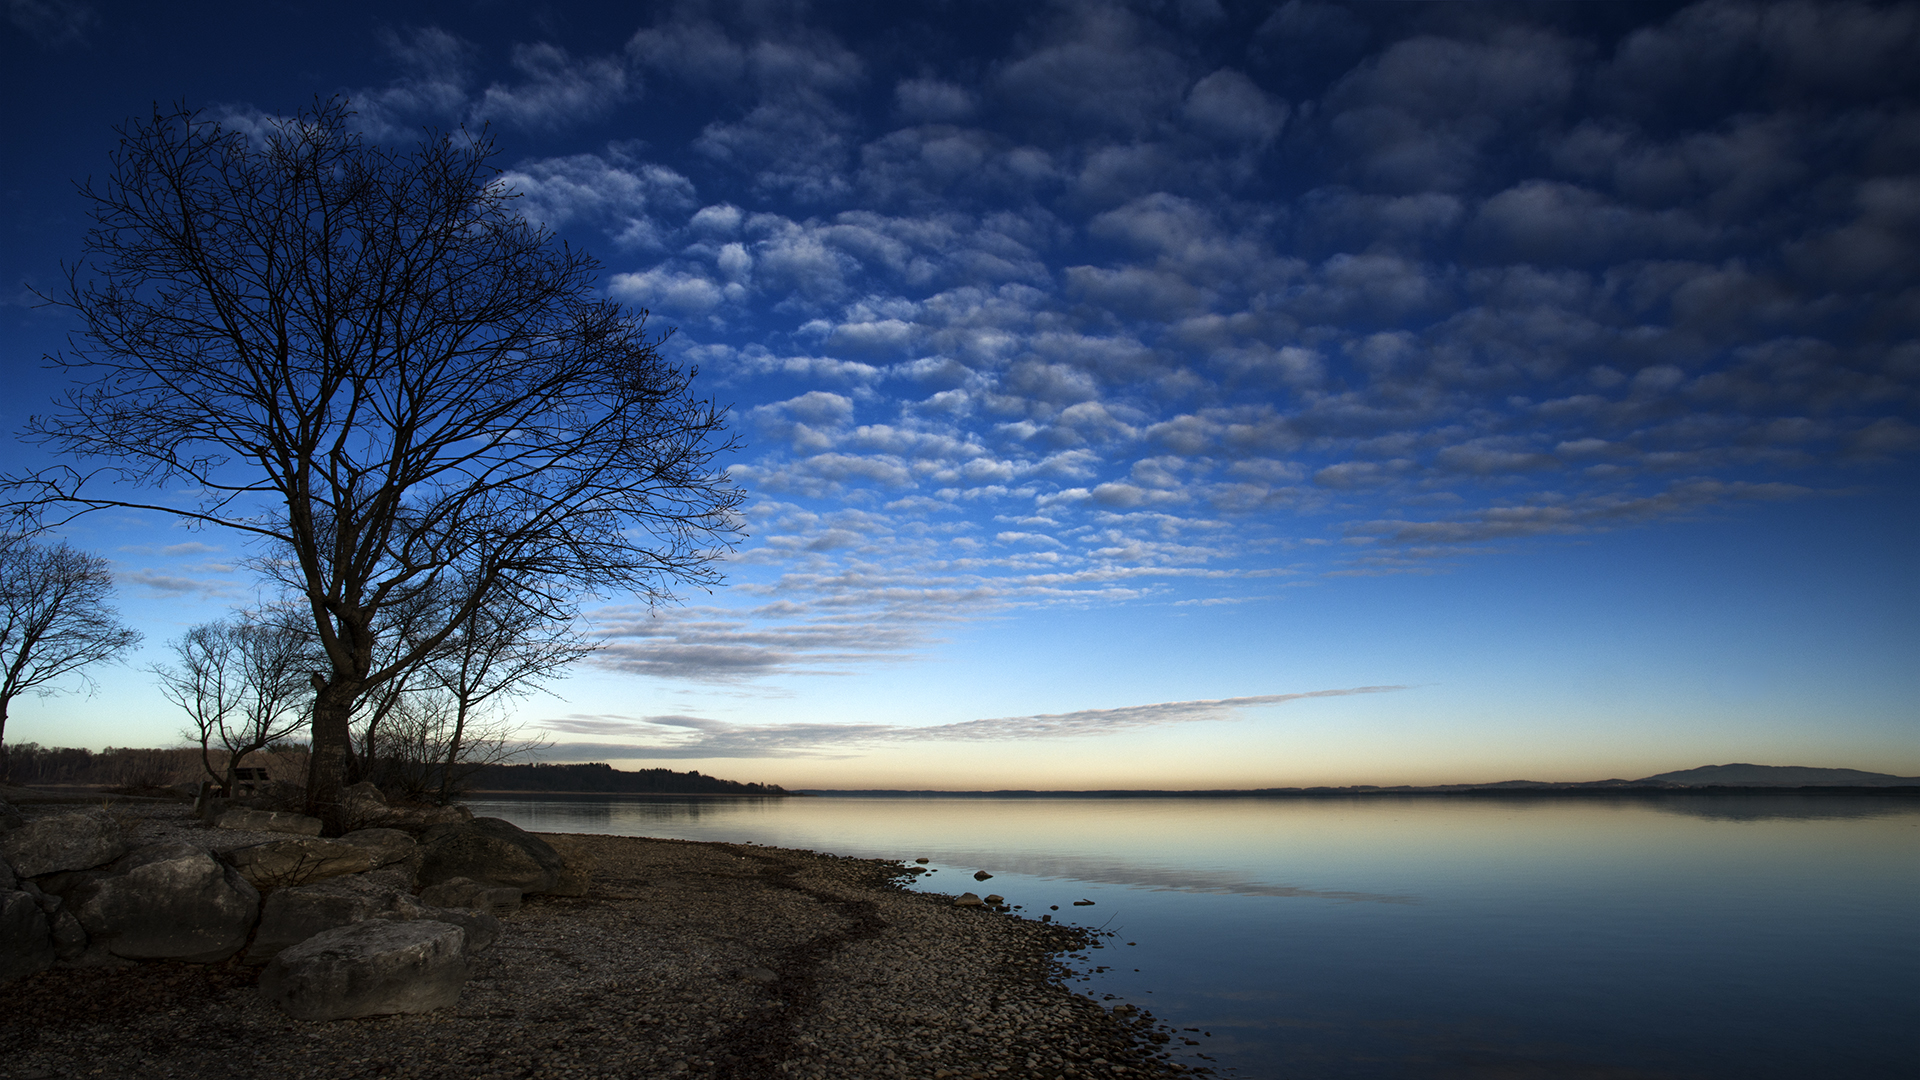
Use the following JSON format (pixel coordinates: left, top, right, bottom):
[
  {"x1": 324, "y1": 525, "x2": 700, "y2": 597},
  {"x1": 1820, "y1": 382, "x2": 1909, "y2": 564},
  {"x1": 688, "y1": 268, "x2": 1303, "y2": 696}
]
[{"x1": 3, "y1": 804, "x2": 1195, "y2": 1080}]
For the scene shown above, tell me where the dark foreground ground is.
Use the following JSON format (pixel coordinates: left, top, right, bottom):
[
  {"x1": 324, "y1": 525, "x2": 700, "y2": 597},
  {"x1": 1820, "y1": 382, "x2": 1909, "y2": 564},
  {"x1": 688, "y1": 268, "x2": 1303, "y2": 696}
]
[{"x1": 2, "y1": 826, "x2": 1193, "y2": 1080}]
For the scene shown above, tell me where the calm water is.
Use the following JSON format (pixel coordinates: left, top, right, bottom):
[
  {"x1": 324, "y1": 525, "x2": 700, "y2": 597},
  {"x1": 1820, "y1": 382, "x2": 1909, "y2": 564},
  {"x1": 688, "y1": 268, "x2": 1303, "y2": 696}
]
[{"x1": 465, "y1": 793, "x2": 1920, "y2": 1079}]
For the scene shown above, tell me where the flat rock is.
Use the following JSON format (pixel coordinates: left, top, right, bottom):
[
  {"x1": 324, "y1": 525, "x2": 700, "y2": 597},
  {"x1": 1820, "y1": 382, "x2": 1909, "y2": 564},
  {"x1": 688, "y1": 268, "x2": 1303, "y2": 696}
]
[
  {"x1": 67, "y1": 842, "x2": 260, "y2": 962},
  {"x1": 1, "y1": 889, "x2": 55, "y2": 983},
  {"x1": 416, "y1": 817, "x2": 572, "y2": 895},
  {"x1": 0, "y1": 808, "x2": 126, "y2": 877},
  {"x1": 953, "y1": 892, "x2": 984, "y2": 907},
  {"x1": 216, "y1": 808, "x2": 323, "y2": 836},
  {"x1": 226, "y1": 837, "x2": 376, "y2": 888},
  {"x1": 259, "y1": 918, "x2": 472, "y2": 1020}
]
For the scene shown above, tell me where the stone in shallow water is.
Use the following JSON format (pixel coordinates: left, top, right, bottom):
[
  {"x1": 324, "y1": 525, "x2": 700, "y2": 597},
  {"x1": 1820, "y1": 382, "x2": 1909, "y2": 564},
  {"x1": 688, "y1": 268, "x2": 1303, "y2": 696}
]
[
  {"x1": 953, "y1": 892, "x2": 984, "y2": 907},
  {"x1": 973, "y1": 870, "x2": 994, "y2": 881},
  {"x1": 259, "y1": 919, "x2": 472, "y2": 1020}
]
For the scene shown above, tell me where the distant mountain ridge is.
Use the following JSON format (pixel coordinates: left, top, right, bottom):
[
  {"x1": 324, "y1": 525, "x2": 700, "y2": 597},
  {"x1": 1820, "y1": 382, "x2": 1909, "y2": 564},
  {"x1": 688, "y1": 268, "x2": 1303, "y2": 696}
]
[{"x1": 1631, "y1": 763, "x2": 1920, "y2": 787}]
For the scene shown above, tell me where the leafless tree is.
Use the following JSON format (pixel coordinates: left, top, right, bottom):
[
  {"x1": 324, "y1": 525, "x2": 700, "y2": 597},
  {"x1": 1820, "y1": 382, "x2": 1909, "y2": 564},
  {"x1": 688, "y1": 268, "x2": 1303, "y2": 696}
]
[
  {"x1": 152, "y1": 616, "x2": 310, "y2": 795},
  {"x1": 424, "y1": 586, "x2": 593, "y2": 801},
  {"x1": 370, "y1": 685, "x2": 543, "y2": 803},
  {"x1": 0, "y1": 537, "x2": 141, "y2": 774},
  {"x1": 7, "y1": 100, "x2": 743, "y2": 817}
]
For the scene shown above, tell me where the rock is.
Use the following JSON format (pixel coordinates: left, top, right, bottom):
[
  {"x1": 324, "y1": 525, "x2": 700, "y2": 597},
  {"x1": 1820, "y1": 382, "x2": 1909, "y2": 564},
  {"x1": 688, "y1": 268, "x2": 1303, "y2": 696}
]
[
  {"x1": 47, "y1": 907, "x2": 89, "y2": 961},
  {"x1": 259, "y1": 919, "x2": 472, "y2": 1020},
  {"x1": 225, "y1": 837, "x2": 376, "y2": 888},
  {"x1": 1, "y1": 889, "x2": 55, "y2": 983},
  {"x1": 337, "y1": 828, "x2": 416, "y2": 868},
  {"x1": 984, "y1": 894, "x2": 1005, "y2": 905},
  {"x1": 973, "y1": 870, "x2": 994, "y2": 881},
  {"x1": 66, "y1": 843, "x2": 260, "y2": 962},
  {"x1": 338, "y1": 784, "x2": 473, "y2": 833},
  {"x1": 416, "y1": 817, "x2": 572, "y2": 895},
  {"x1": 0, "y1": 854, "x2": 14, "y2": 890},
  {"x1": 381, "y1": 899, "x2": 501, "y2": 954},
  {"x1": 215, "y1": 808, "x2": 323, "y2": 836},
  {"x1": 914, "y1": 857, "x2": 930, "y2": 864},
  {"x1": 245, "y1": 884, "x2": 393, "y2": 964},
  {"x1": 0, "y1": 808, "x2": 126, "y2": 877},
  {"x1": 0, "y1": 799, "x2": 23, "y2": 832},
  {"x1": 417, "y1": 876, "x2": 522, "y2": 917},
  {"x1": 953, "y1": 892, "x2": 983, "y2": 907}
]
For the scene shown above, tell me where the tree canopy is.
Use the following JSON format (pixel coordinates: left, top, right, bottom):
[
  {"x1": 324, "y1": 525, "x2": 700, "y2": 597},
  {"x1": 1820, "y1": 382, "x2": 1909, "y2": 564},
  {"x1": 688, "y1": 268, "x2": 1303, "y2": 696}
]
[{"x1": 8, "y1": 100, "x2": 743, "y2": 814}]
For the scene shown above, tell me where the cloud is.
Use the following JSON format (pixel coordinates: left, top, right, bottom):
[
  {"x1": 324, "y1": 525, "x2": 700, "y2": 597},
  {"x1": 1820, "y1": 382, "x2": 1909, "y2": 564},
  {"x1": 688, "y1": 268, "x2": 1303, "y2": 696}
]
[
  {"x1": 472, "y1": 43, "x2": 632, "y2": 130},
  {"x1": 528, "y1": 686, "x2": 1407, "y2": 757},
  {"x1": 7, "y1": 0, "x2": 92, "y2": 47},
  {"x1": 119, "y1": 568, "x2": 239, "y2": 599}
]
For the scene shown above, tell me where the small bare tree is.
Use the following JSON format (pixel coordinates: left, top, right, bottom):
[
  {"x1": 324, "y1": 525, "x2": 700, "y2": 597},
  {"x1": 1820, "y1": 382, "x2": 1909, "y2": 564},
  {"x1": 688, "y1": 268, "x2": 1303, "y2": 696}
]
[
  {"x1": 425, "y1": 588, "x2": 594, "y2": 801},
  {"x1": 0, "y1": 537, "x2": 141, "y2": 775},
  {"x1": 370, "y1": 687, "x2": 538, "y2": 803},
  {"x1": 9, "y1": 100, "x2": 743, "y2": 817},
  {"x1": 153, "y1": 615, "x2": 310, "y2": 795}
]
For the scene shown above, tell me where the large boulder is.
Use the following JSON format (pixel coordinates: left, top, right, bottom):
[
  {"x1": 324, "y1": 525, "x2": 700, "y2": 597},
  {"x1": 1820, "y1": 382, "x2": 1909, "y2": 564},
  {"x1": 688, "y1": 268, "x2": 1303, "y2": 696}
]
[
  {"x1": 416, "y1": 817, "x2": 574, "y2": 895},
  {"x1": 0, "y1": 808, "x2": 126, "y2": 877},
  {"x1": 336, "y1": 828, "x2": 417, "y2": 868},
  {"x1": 225, "y1": 837, "x2": 375, "y2": 888},
  {"x1": 216, "y1": 808, "x2": 323, "y2": 836},
  {"x1": 338, "y1": 783, "x2": 474, "y2": 833},
  {"x1": 259, "y1": 919, "x2": 472, "y2": 1020},
  {"x1": 245, "y1": 884, "x2": 393, "y2": 964},
  {"x1": 418, "y1": 876, "x2": 522, "y2": 917},
  {"x1": 66, "y1": 842, "x2": 260, "y2": 962},
  {"x1": 1, "y1": 889, "x2": 55, "y2": 983}
]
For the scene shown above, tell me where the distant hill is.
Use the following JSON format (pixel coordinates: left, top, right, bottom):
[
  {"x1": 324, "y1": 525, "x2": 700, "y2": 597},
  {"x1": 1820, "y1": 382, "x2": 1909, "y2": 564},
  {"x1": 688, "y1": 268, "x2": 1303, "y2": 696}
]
[
  {"x1": 1633, "y1": 763, "x2": 1920, "y2": 787},
  {"x1": 467, "y1": 762, "x2": 790, "y2": 795}
]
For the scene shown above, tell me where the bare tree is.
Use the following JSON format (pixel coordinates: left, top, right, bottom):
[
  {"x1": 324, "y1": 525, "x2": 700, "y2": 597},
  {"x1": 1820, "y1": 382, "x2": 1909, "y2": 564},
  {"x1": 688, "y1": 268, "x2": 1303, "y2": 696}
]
[
  {"x1": 8, "y1": 100, "x2": 743, "y2": 817},
  {"x1": 0, "y1": 537, "x2": 141, "y2": 774},
  {"x1": 425, "y1": 587, "x2": 594, "y2": 801},
  {"x1": 370, "y1": 685, "x2": 543, "y2": 803},
  {"x1": 152, "y1": 616, "x2": 310, "y2": 795}
]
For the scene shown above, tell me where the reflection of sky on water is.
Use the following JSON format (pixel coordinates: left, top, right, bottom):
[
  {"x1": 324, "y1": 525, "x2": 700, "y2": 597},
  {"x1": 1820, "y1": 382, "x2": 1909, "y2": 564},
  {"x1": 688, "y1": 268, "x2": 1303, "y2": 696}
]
[{"x1": 469, "y1": 794, "x2": 1920, "y2": 1079}]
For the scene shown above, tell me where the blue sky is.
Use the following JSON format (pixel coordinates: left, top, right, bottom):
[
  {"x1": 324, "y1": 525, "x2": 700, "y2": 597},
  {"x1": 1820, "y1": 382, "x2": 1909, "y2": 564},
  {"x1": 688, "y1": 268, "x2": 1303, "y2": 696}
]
[{"x1": 3, "y1": 0, "x2": 1916, "y2": 788}]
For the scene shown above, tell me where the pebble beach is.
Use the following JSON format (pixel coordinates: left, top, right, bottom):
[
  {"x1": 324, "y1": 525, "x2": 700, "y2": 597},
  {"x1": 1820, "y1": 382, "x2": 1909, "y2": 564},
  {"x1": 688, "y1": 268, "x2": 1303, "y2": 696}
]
[{"x1": 2, "y1": 798, "x2": 1196, "y2": 1080}]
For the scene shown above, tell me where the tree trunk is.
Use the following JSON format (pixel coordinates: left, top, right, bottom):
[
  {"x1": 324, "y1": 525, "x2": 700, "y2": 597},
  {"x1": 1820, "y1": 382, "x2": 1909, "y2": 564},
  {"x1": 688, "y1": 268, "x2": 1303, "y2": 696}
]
[
  {"x1": 305, "y1": 683, "x2": 358, "y2": 822},
  {"x1": 437, "y1": 702, "x2": 469, "y2": 804}
]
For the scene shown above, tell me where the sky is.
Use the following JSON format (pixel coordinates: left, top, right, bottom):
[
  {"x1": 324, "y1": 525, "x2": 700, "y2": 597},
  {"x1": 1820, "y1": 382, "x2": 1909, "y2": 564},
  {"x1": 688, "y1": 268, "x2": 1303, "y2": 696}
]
[{"x1": 1, "y1": 0, "x2": 1916, "y2": 789}]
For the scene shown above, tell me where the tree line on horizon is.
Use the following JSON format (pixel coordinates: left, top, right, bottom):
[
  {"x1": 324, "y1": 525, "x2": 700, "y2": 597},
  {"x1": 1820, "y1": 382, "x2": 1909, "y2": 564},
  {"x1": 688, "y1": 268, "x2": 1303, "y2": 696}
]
[{"x1": 2, "y1": 743, "x2": 784, "y2": 796}]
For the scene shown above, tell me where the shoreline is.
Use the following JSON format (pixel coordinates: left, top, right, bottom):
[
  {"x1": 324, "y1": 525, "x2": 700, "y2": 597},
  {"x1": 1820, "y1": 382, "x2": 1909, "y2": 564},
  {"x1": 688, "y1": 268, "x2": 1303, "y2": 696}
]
[{"x1": 3, "y1": 801, "x2": 1194, "y2": 1080}]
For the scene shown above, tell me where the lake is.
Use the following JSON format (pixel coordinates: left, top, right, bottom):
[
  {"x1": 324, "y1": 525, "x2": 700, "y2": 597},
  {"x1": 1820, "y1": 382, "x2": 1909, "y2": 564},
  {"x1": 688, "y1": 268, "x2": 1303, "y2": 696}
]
[{"x1": 465, "y1": 792, "x2": 1920, "y2": 1079}]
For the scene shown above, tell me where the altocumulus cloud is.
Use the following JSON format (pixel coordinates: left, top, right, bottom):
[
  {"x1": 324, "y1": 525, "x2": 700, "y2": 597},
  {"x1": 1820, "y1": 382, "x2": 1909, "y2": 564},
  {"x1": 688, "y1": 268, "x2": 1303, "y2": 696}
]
[
  {"x1": 174, "y1": 0, "x2": 1920, "y2": 682},
  {"x1": 531, "y1": 686, "x2": 1408, "y2": 758}
]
